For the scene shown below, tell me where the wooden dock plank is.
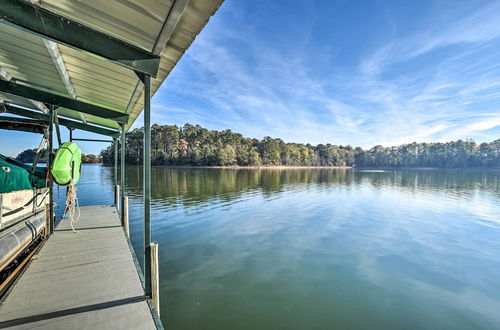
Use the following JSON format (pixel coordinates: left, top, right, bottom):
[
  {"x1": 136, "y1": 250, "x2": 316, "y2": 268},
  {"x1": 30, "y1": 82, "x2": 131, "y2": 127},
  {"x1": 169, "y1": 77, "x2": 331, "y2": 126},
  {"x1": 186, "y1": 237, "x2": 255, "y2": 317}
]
[{"x1": 0, "y1": 206, "x2": 157, "y2": 330}]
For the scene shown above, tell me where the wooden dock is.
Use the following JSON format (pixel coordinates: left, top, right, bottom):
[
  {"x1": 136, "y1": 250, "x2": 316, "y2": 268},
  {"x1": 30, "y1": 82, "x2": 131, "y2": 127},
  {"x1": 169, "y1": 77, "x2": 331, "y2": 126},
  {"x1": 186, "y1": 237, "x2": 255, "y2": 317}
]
[{"x1": 0, "y1": 206, "x2": 158, "y2": 329}]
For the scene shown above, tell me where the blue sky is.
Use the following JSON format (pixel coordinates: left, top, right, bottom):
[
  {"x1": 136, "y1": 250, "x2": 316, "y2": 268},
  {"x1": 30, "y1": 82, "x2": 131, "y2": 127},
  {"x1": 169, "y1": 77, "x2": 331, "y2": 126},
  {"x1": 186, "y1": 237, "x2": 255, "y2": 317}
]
[{"x1": 3, "y1": 0, "x2": 500, "y2": 156}]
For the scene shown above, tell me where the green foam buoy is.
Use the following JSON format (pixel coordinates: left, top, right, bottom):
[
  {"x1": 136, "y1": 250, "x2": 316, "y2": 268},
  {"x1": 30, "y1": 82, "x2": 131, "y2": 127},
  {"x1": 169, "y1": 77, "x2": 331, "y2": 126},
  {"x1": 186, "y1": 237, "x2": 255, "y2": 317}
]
[{"x1": 51, "y1": 142, "x2": 82, "y2": 185}]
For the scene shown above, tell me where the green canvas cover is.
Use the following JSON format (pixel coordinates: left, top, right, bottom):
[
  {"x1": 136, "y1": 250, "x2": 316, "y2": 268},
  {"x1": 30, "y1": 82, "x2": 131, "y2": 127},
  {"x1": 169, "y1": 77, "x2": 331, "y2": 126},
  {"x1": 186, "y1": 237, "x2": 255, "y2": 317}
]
[
  {"x1": 0, "y1": 154, "x2": 48, "y2": 194},
  {"x1": 51, "y1": 142, "x2": 81, "y2": 185}
]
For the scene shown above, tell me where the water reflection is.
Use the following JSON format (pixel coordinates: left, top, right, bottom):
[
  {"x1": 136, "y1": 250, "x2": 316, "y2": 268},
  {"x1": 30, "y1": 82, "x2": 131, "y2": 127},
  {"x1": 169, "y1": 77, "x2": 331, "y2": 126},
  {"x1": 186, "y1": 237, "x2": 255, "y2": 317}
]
[
  {"x1": 121, "y1": 167, "x2": 500, "y2": 208},
  {"x1": 86, "y1": 166, "x2": 500, "y2": 330}
]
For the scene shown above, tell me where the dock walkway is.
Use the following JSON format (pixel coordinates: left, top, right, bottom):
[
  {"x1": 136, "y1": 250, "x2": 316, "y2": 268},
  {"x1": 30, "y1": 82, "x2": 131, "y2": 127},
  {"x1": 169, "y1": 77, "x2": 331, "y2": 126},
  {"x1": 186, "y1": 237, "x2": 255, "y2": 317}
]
[{"x1": 0, "y1": 206, "x2": 157, "y2": 329}]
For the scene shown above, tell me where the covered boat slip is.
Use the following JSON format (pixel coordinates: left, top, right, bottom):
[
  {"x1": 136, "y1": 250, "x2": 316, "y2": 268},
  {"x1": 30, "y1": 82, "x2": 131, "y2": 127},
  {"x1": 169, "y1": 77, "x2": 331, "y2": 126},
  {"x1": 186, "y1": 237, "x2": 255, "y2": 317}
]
[
  {"x1": 0, "y1": 206, "x2": 157, "y2": 329},
  {"x1": 0, "y1": 154, "x2": 49, "y2": 227},
  {"x1": 0, "y1": 0, "x2": 224, "y2": 133},
  {"x1": 0, "y1": 0, "x2": 224, "y2": 328}
]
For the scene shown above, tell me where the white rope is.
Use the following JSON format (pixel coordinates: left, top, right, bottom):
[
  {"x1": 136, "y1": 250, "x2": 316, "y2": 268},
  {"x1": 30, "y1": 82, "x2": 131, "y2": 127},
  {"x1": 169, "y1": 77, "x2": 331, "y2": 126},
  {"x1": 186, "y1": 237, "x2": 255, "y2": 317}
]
[{"x1": 63, "y1": 179, "x2": 80, "y2": 233}]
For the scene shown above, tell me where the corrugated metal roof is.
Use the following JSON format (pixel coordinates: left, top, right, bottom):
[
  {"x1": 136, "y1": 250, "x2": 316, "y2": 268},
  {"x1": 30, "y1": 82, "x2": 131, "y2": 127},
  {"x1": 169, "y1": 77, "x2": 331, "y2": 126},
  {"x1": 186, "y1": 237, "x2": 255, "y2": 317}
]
[
  {"x1": 0, "y1": 24, "x2": 67, "y2": 94},
  {"x1": 41, "y1": 0, "x2": 174, "y2": 51},
  {"x1": 0, "y1": 0, "x2": 224, "y2": 133}
]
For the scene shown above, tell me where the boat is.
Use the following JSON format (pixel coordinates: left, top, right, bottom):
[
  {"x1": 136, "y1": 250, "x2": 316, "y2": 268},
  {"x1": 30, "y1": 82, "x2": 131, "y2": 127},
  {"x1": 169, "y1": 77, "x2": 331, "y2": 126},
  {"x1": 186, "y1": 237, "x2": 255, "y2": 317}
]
[{"x1": 0, "y1": 153, "x2": 49, "y2": 295}]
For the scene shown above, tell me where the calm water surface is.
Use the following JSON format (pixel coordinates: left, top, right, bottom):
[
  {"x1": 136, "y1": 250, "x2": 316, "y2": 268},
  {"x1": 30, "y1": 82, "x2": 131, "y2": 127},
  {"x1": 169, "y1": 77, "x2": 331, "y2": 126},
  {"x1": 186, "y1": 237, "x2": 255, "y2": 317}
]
[{"x1": 62, "y1": 165, "x2": 500, "y2": 330}]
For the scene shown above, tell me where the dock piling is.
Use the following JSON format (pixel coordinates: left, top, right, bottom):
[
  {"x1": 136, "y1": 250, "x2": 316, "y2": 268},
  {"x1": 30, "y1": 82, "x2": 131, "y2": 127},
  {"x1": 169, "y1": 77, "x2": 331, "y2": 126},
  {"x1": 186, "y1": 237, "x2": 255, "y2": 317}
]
[
  {"x1": 114, "y1": 184, "x2": 120, "y2": 208},
  {"x1": 151, "y1": 242, "x2": 160, "y2": 315},
  {"x1": 123, "y1": 195, "x2": 129, "y2": 237}
]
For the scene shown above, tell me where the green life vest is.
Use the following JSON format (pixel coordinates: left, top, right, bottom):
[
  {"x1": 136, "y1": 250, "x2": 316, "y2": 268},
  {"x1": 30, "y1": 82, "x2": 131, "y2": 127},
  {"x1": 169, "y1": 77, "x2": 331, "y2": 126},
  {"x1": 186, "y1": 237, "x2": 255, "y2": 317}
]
[{"x1": 51, "y1": 142, "x2": 82, "y2": 185}]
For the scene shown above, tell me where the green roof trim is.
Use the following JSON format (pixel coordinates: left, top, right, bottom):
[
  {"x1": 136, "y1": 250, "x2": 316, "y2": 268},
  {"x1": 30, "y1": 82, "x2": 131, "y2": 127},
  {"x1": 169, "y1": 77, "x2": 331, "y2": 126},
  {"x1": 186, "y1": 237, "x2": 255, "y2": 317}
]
[
  {"x1": 4, "y1": 104, "x2": 120, "y2": 138},
  {"x1": 0, "y1": 80, "x2": 129, "y2": 124}
]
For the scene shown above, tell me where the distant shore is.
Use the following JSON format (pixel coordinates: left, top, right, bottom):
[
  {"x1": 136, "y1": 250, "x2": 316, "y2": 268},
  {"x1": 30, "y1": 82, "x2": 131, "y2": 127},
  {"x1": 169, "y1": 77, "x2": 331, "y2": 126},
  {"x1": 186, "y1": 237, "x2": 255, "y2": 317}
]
[
  {"x1": 161, "y1": 165, "x2": 353, "y2": 169},
  {"x1": 100, "y1": 164, "x2": 500, "y2": 170},
  {"x1": 102, "y1": 164, "x2": 352, "y2": 169},
  {"x1": 354, "y1": 166, "x2": 500, "y2": 171}
]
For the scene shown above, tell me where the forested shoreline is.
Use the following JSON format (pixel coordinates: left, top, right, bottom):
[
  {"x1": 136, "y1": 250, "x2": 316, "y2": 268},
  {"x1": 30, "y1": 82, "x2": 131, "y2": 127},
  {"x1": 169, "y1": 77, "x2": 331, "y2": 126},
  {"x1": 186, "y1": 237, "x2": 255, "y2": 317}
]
[
  {"x1": 15, "y1": 149, "x2": 99, "y2": 164},
  {"x1": 99, "y1": 123, "x2": 500, "y2": 168}
]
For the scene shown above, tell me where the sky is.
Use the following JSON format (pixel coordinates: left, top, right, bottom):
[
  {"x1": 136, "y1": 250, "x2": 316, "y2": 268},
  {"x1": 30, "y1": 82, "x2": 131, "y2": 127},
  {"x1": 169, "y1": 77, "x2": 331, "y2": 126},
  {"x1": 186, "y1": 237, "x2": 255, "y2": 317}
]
[{"x1": 2, "y1": 0, "x2": 500, "y2": 156}]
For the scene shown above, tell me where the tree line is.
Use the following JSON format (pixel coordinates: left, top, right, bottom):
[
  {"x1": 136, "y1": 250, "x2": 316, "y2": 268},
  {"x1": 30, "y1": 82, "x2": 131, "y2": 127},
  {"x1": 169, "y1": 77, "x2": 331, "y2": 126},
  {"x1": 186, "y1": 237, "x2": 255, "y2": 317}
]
[
  {"x1": 15, "y1": 149, "x2": 99, "y2": 164},
  {"x1": 99, "y1": 123, "x2": 500, "y2": 168},
  {"x1": 354, "y1": 140, "x2": 500, "y2": 168}
]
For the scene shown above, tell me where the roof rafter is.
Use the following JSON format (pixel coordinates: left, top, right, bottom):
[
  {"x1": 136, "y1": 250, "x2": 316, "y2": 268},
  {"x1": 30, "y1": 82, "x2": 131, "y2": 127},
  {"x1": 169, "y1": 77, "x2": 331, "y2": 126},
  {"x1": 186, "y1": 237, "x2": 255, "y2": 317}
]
[
  {"x1": 153, "y1": 0, "x2": 191, "y2": 55},
  {"x1": 126, "y1": 0, "x2": 190, "y2": 116},
  {"x1": 0, "y1": 116, "x2": 46, "y2": 134},
  {"x1": 0, "y1": 79, "x2": 129, "y2": 124},
  {"x1": 4, "y1": 103, "x2": 120, "y2": 137},
  {"x1": 0, "y1": 0, "x2": 161, "y2": 77},
  {"x1": 43, "y1": 39, "x2": 87, "y2": 124},
  {"x1": 0, "y1": 65, "x2": 49, "y2": 114}
]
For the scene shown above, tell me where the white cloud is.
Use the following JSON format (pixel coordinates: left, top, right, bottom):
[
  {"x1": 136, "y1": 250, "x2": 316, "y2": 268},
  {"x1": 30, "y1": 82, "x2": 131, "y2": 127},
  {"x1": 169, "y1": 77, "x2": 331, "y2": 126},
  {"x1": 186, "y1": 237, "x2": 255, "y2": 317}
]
[
  {"x1": 152, "y1": 1, "x2": 500, "y2": 148},
  {"x1": 466, "y1": 118, "x2": 500, "y2": 132}
]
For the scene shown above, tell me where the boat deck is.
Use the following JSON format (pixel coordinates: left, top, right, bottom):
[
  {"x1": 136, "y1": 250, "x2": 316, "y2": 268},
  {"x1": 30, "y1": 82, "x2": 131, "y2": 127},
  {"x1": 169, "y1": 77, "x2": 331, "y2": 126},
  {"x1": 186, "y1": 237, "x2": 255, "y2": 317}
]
[{"x1": 0, "y1": 205, "x2": 157, "y2": 329}]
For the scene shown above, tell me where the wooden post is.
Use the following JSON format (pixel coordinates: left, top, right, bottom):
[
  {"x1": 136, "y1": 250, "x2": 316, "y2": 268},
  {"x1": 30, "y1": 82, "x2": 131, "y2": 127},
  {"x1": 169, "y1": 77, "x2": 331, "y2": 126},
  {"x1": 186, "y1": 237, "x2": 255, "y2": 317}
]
[
  {"x1": 150, "y1": 242, "x2": 160, "y2": 315},
  {"x1": 123, "y1": 196, "x2": 129, "y2": 237},
  {"x1": 114, "y1": 184, "x2": 120, "y2": 208}
]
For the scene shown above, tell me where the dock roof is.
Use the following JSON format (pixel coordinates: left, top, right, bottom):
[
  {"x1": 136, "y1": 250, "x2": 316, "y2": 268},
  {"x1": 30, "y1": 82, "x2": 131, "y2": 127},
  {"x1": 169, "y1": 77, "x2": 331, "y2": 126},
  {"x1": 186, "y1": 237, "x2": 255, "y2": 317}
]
[{"x1": 0, "y1": 0, "x2": 224, "y2": 136}]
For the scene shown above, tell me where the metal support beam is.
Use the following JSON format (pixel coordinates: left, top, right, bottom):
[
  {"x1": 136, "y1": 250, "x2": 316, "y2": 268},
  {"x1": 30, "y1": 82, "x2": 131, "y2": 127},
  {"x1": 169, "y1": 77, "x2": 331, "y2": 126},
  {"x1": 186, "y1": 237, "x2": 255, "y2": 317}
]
[
  {"x1": 143, "y1": 74, "x2": 152, "y2": 297},
  {"x1": 0, "y1": 116, "x2": 46, "y2": 134},
  {"x1": 53, "y1": 109, "x2": 62, "y2": 146},
  {"x1": 71, "y1": 138, "x2": 113, "y2": 143},
  {"x1": 43, "y1": 40, "x2": 77, "y2": 99},
  {"x1": 0, "y1": 66, "x2": 12, "y2": 81},
  {"x1": 125, "y1": 0, "x2": 189, "y2": 115},
  {"x1": 69, "y1": 128, "x2": 73, "y2": 142},
  {"x1": 0, "y1": 80, "x2": 129, "y2": 124},
  {"x1": 114, "y1": 138, "x2": 118, "y2": 187},
  {"x1": 48, "y1": 105, "x2": 54, "y2": 235},
  {"x1": 43, "y1": 40, "x2": 86, "y2": 123},
  {"x1": 30, "y1": 101, "x2": 49, "y2": 115},
  {"x1": 153, "y1": 0, "x2": 190, "y2": 54},
  {"x1": 0, "y1": 0, "x2": 160, "y2": 77},
  {"x1": 125, "y1": 79, "x2": 143, "y2": 114},
  {"x1": 4, "y1": 104, "x2": 120, "y2": 137},
  {"x1": 114, "y1": 138, "x2": 119, "y2": 208},
  {"x1": 31, "y1": 128, "x2": 48, "y2": 172},
  {"x1": 1, "y1": 65, "x2": 48, "y2": 114},
  {"x1": 120, "y1": 124, "x2": 126, "y2": 225}
]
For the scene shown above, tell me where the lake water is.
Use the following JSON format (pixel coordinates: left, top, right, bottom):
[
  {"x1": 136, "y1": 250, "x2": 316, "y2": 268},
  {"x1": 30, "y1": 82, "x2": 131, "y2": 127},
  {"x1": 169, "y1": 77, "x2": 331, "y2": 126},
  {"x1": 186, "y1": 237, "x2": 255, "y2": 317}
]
[{"x1": 58, "y1": 165, "x2": 500, "y2": 330}]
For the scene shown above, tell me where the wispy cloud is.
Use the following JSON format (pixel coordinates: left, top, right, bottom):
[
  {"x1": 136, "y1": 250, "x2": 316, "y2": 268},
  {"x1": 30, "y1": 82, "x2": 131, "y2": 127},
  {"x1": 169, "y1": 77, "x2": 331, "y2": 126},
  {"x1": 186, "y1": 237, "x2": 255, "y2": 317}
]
[{"x1": 152, "y1": 0, "x2": 500, "y2": 147}]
